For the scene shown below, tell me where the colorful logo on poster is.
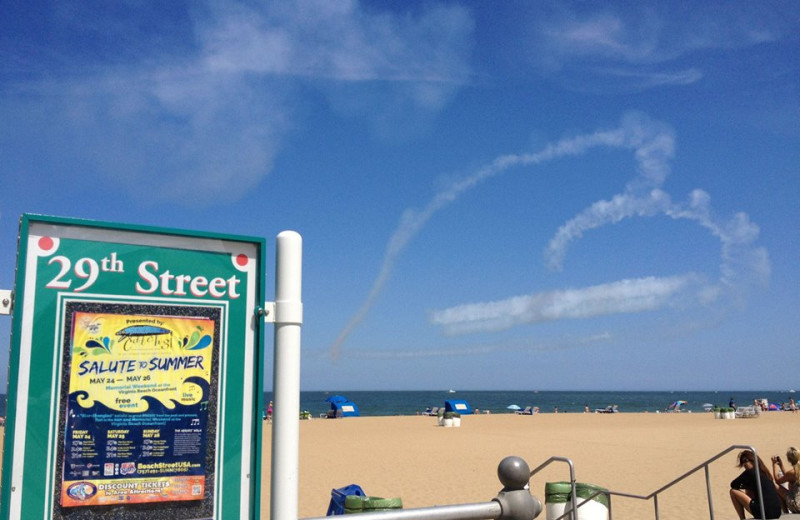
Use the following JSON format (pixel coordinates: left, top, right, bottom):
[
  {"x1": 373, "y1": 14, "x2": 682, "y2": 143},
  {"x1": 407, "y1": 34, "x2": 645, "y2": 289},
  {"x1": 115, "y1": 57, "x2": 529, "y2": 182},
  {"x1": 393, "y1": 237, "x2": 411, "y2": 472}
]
[
  {"x1": 66, "y1": 482, "x2": 97, "y2": 501},
  {"x1": 69, "y1": 312, "x2": 214, "y2": 413}
]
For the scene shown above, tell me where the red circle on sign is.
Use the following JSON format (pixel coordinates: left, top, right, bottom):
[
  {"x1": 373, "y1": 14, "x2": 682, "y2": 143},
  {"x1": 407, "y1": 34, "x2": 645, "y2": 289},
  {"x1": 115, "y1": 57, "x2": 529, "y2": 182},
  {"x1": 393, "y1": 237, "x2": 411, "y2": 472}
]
[
  {"x1": 235, "y1": 254, "x2": 249, "y2": 267},
  {"x1": 39, "y1": 236, "x2": 54, "y2": 251}
]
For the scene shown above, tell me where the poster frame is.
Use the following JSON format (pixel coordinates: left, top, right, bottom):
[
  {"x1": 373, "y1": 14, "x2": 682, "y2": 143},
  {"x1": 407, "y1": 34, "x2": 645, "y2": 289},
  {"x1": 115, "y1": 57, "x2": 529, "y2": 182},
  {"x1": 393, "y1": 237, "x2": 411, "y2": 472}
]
[{"x1": 0, "y1": 214, "x2": 266, "y2": 520}]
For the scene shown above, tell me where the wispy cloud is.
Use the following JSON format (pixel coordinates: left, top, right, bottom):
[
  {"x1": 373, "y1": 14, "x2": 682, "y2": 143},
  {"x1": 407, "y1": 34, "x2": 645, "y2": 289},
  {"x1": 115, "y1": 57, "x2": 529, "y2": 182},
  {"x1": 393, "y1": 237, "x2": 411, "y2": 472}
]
[
  {"x1": 201, "y1": 2, "x2": 473, "y2": 85},
  {"x1": 531, "y1": 4, "x2": 784, "y2": 92},
  {"x1": 318, "y1": 331, "x2": 613, "y2": 360},
  {"x1": 2, "y1": 2, "x2": 473, "y2": 205},
  {"x1": 599, "y1": 67, "x2": 703, "y2": 87},
  {"x1": 539, "y1": 5, "x2": 780, "y2": 65}
]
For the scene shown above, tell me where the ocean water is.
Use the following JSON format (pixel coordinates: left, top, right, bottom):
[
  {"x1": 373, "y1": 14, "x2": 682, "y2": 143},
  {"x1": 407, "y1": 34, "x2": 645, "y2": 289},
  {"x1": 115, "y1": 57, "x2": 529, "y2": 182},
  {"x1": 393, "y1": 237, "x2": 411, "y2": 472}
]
[
  {"x1": 263, "y1": 390, "x2": 797, "y2": 417},
  {"x1": 0, "y1": 390, "x2": 794, "y2": 419}
]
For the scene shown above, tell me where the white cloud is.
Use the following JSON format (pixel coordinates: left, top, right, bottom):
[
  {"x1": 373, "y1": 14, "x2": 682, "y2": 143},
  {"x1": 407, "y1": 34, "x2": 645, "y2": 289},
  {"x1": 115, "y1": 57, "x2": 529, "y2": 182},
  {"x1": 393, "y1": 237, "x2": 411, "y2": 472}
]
[
  {"x1": 546, "y1": 13, "x2": 660, "y2": 63},
  {"x1": 201, "y1": 2, "x2": 472, "y2": 85},
  {"x1": 600, "y1": 67, "x2": 703, "y2": 87},
  {"x1": 4, "y1": 1, "x2": 474, "y2": 206},
  {"x1": 539, "y1": 5, "x2": 779, "y2": 66},
  {"x1": 323, "y1": 331, "x2": 613, "y2": 360},
  {"x1": 530, "y1": 4, "x2": 786, "y2": 92}
]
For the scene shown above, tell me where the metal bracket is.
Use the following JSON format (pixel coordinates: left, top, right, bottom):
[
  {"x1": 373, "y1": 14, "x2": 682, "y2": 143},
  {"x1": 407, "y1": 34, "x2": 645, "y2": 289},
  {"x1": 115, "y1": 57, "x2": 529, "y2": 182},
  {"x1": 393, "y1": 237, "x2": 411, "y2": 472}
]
[
  {"x1": 260, "y1": 302, "x2": 277, "y2": 323},
  {"x1": 259, "y1": 301, "x2": 303, "y2": 325},
  {"x1": 0, "y1": 289, "x2": 12, "y2": 315}
]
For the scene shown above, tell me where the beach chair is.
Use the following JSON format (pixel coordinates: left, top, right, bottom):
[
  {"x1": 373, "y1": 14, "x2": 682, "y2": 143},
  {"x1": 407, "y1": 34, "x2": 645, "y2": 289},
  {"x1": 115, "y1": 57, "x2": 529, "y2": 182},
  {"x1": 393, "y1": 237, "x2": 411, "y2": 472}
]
[
  {"x1": 735, "y1": 405, "x2": 760, "y2": 418},
  {"x1": 422, "y1": 406, "x2": 439, "y2": 416},
  {"x1": 326, "y1": 484, "x2": 366, "y2": 516},
  {"x1": 594, "y1": 405, "x2": 619, "y2": 413},
  {"x1": 515, "y1": 406, "x2": 533, "y2": 415}
]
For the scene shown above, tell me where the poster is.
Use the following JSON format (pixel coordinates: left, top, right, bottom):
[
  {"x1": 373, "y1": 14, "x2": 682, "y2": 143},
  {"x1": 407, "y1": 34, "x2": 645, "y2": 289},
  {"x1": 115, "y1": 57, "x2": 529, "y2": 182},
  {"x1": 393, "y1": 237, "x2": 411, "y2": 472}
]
[{"x1": 60, "y1": 306, "x2": 219, "y2": 507}]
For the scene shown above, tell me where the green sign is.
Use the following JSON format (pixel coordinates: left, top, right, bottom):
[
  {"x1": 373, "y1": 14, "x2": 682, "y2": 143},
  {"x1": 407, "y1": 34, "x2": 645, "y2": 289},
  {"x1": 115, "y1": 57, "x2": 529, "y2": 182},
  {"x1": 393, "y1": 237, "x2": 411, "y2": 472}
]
[{"x1": 1, "y1": 214, "x2": 266, "y2": 520}]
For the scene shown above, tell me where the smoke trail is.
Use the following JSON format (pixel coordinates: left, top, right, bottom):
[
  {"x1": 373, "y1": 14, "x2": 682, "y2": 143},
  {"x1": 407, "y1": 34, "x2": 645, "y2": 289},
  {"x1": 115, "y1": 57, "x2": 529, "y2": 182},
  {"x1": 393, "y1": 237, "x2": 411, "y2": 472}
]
[
  {"x1": 431, "y1": 112, "x2": 769, "y2": 335},
  {"x1": 544, "y1": 113, "x2": 675, "y2": 270},
  {"x1": 329, "y1": 114, "x2": 661, "y2": 359},
  {"x1": 430, "y1": 275, "x2": 696, "y2": 335}
]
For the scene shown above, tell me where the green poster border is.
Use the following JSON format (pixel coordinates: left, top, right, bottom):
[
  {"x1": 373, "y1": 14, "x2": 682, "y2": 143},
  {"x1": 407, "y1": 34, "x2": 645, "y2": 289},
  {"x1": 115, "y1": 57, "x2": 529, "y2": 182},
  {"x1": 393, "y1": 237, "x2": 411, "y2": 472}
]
[{"x1": 1, "y1": 214, "x2": 266, "y2": 520}]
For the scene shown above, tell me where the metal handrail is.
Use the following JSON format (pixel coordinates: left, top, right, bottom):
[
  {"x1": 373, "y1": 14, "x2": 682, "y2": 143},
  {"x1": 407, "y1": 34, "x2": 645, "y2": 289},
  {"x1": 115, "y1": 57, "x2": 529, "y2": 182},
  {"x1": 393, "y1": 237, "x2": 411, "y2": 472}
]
[
  {"x1": 302, "y1": 456, "x2": 541, "y2": 520},
  {"x1": 529, "y1": 445, "x2": 766, "y2": 520},
  {"x1": 305, "y1": 501, "x2": 503, "y2": 520},
  {"x1": 528, "y1": 456, "x2": 579, "y2": 520}
]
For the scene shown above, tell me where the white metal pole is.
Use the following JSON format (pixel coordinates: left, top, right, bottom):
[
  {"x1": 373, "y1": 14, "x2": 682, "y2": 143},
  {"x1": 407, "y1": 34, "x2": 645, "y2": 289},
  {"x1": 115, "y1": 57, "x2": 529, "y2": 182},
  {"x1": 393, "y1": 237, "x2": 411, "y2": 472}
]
[{"x1": 270, "y1": 231, "x2": 303, "y2": 520}]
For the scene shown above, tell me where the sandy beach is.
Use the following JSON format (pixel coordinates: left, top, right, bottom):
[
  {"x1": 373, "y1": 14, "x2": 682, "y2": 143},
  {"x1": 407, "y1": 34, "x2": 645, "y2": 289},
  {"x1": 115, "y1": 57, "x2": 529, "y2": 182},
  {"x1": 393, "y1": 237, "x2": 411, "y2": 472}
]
[
  {"x1": 1, "y1": 413, "x2": 796, "y2": 518},
  {"x1": 262, "y1": 412, "x2": 800, "y2": 519}
]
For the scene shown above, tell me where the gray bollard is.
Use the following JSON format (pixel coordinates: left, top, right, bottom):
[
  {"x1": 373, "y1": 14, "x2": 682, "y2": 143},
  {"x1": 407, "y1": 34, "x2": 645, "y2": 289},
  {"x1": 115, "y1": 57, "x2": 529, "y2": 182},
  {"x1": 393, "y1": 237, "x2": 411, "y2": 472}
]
[{"x1": 493, "y1": 456, "x2": 543, "y2": 520}]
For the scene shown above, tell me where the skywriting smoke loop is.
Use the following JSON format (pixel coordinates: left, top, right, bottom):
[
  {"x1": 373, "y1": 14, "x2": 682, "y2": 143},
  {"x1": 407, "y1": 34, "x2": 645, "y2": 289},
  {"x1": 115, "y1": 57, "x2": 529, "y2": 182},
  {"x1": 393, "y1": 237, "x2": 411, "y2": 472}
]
[{"x1": 330, "y1": 112, "x2": 769, "y2": 356}]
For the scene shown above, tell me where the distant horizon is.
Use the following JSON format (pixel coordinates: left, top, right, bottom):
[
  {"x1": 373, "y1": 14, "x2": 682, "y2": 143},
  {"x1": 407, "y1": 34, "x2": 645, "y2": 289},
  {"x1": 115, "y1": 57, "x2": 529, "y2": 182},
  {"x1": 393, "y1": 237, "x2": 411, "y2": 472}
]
[
  {"x1": 272, "y1": 388, "x2": 797, "y2": 394},
  {"x1": 1, "y1": 388, "x2": 795, "y2": 396}
]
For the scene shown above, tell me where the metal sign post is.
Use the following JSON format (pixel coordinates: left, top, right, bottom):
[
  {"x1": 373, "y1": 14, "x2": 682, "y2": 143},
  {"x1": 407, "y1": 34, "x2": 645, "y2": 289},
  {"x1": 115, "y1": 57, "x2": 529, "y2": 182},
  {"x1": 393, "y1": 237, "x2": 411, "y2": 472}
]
[{"x1": 263, "y1": 231, "x2": 303, "y2": 520}]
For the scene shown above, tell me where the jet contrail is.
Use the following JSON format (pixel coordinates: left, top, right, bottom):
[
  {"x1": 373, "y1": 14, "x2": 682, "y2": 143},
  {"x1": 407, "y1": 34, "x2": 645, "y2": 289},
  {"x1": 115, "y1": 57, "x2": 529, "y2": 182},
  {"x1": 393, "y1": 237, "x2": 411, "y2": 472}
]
[
  {"x1": 435, "y1": 118, "x2": 769, "y2": 336},
  {"x1": 329, "y1": 114, "x2": 663, "y2": 358},
  {"x1": 429, "y1": 275, "x2": 697, "y2": 335}
]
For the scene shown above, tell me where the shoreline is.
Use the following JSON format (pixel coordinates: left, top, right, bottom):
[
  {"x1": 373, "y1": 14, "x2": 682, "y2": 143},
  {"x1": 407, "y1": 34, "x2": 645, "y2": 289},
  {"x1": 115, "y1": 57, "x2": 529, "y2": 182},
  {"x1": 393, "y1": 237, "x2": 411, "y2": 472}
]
[{"x1": 261, "y1": 389, "x2": 798, "y2": 417}]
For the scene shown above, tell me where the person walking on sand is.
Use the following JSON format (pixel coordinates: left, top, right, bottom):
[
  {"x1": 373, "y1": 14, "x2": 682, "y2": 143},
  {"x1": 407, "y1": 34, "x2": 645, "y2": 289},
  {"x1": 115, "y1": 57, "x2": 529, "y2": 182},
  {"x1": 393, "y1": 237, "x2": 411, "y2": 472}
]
[
  {"x1": 730, "y1": 450, "x2": 782, "y2": 519},
  {"x1": 773, "y1": 447, "x2": 800, "y2": 513}
]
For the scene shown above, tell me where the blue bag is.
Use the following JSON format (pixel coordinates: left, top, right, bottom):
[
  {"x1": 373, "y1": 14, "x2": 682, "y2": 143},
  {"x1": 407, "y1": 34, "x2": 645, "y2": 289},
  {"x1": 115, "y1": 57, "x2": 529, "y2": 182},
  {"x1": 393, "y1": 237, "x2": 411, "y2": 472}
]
[{"x1": 326, "y1": 484, "x2": 366, "y2": 516}]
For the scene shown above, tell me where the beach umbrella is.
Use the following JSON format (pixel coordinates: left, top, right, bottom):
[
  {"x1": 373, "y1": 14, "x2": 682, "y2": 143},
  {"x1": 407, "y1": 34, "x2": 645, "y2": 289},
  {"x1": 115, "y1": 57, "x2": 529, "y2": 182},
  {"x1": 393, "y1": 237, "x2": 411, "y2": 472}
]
[
  {"x1": 325, "y1": 395, "x2": 348, "y2": 404},
  {"x1": 507, "y1": 404, "x2": 521, "y2": 411}
]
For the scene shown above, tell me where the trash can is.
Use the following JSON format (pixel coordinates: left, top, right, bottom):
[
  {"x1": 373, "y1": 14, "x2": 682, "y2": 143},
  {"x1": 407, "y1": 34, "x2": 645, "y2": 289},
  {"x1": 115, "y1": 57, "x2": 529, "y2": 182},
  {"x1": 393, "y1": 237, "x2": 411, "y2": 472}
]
[
  {"x1": 343, "y1": 495, "x2": 403, "y2": 514},
  {"x1": 545, "y1": 482, "x2": 608, "y2": 520},
  {"x1": 545, "y1": 481, "x2": 571, "y2": 520},
  {"x1": 443, "y1": 411, "x2": 457, "y2": 427}
]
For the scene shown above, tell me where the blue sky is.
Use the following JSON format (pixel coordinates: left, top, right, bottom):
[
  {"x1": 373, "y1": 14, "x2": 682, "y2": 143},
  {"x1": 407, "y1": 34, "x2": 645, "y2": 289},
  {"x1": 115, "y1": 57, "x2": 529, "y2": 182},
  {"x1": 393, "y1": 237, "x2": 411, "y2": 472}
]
[{"x1": 1, "y1": 1, "x2": 798, "y2": 391}]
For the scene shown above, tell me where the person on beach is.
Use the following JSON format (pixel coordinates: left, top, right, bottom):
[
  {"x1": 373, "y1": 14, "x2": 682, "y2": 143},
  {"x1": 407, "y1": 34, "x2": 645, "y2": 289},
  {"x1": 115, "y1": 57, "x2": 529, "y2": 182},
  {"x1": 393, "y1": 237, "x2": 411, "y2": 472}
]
[
  {"x1": 773, "y1": 447, "x2": 800, "y2": 513},
  {"x1": 730, "y1": 450, "x2": 782, "y2": 519}
]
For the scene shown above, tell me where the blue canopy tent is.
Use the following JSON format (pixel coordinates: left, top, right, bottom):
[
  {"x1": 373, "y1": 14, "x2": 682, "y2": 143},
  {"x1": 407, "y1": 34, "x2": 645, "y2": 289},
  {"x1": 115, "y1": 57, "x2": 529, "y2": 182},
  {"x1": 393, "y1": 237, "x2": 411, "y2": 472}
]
[
  {"x1": 331, "y1": 400, "x2": 360, "y2": 417},
  {"x1": 325, "y1": 395, "x2": 349, "y2": 404},
  {"x1": 444, "y1": 399, "x2": 472, "y2": 415},
  {"x1": 323, "y1": 395, "x2": 359, "y2": 417}
]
